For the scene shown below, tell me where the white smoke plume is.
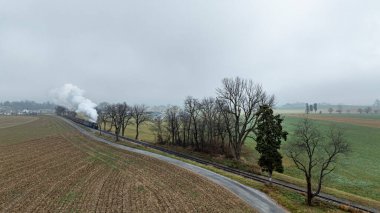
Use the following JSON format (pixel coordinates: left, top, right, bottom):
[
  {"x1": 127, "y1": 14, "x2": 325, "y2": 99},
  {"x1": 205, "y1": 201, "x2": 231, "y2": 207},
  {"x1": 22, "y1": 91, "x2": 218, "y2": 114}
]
[{"x1": 51, "y1": 84, "x2": 98, "y2": 122}]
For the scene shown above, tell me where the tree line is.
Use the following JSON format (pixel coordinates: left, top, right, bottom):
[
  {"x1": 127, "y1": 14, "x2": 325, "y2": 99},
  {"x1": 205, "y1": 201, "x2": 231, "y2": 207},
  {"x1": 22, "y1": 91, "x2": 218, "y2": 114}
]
[
  {"x1": 95, "y1": 103, "x2": 149, "y2": 141},
  {"x1": 305, "y1": 103, "x2": 318, "y2": 114},
  {"x1": 151, "y1": 77, "x2": 276, "y2": 160}
]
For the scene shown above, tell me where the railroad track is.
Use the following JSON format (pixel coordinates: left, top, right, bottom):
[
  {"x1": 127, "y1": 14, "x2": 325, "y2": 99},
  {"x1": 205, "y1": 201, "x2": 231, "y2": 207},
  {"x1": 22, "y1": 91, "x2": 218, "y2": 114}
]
[{"x1": 69, "y1": 118, "x2": 377, "y2": 213}]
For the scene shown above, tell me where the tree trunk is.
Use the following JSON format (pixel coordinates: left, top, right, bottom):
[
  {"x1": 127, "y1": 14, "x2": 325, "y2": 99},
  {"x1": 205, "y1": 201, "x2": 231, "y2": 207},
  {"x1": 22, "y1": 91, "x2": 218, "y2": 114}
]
[
  {"x1": 232, "y1": 142, "x2": 241, "y2": 160},
  {"x1": 115, "y1": 128, "x2": 119, "y2": 141},
  {"x1": 306, "y1": 180, "x2": 313, "y2": 206},
  {"x1": 220, "y1": 136, "x2": 225, "y2": 154},
  {"x1": 103, "y1": 121, "x2": 107, "y2": 132},
  {"x1": 135, "y1": 124, "x2": 139, "y2": 140}
]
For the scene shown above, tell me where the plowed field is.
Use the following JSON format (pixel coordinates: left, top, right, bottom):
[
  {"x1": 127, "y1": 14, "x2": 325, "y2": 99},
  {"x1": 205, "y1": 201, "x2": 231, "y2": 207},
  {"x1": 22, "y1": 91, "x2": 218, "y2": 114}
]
[
  {"x1": 0, "y1": 116, "x2": 38, "y2": 129},
  {"x1": 0, "y1": 116, "x2": 253, "y2": 212}
]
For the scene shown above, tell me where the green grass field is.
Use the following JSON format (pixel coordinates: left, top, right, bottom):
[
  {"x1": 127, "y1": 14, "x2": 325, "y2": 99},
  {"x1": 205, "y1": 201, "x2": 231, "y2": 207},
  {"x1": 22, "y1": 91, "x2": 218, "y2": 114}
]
[{"x1": 280, "y1": 116, "x2": 380, "y2": 200}]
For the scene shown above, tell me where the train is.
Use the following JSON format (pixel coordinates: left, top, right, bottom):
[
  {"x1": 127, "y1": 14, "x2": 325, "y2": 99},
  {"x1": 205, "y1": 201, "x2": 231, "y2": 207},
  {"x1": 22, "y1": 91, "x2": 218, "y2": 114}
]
[{"x1": 63, "y1": 115, "x2": 99, "y2": 129}]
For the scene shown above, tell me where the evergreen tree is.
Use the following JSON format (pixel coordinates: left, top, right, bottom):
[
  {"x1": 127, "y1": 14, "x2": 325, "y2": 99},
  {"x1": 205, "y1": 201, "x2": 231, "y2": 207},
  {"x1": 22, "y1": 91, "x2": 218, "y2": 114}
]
[{"x1": 255, "y1": 105, "x2": 288, "y2": 183}]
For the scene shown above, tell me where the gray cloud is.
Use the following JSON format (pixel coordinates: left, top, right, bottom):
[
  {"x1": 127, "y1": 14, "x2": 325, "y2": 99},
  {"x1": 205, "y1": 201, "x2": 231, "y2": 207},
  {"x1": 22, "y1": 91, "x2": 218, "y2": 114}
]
[{"x1": 1, "y1": 0, "x2": 379, "y2": 105}]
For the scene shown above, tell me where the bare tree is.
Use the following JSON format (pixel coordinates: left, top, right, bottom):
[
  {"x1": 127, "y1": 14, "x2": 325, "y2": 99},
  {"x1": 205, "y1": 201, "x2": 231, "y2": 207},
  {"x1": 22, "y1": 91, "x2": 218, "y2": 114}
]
[
  {"x1": 215, "y1": 99, "x2": 229, "y2": 154},
  {"x1": 286, "y1": 118, "x2": 349, "y2": 206},
  {"x1": 179, "y1": 110, "x2": 191, "y2": 147},
  {"x1": 357, "y1": 108, "x2": 363, "y2": 114},
  {"x1": 199, "y1": 97, "x2": 217, "y2": 151},
  {"x1": 119, "y1": 102, "x2": 133, "y2": 137},
  {"x1": 132, "y1": 104, "x2": 149, "y2": 140},
  {"x1": 55, "y1": 106, "x2": 67, "y2": 116},
  {"x1": 364, "y1": 106, "x2": 372, "y2": 114},
  {"x1": 96, "y1": 107, "x2": 107, "y2": 135},
  {"x1": 184, "y1": 96, "x2": 201, "y2": 150},
  {"x1": 165, "y1": 105, "x2": 181, "y2": 145},
  {"x1": 106, "y1": 104, "x2": 120, "y2": 141},
  {"x1": 96, "y1": 103, "x2": 110, "y2": 134},
  {"x1": 152, "y1": 116, "x2": 165, "y2": 144},
  {"x1": 216, "y1": 77, "x2": 274, "y2": 160}
]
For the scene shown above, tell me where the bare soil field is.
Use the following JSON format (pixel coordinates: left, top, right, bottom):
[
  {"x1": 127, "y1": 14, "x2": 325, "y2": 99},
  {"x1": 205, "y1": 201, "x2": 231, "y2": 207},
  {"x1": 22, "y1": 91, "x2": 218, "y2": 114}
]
[
  {"x1": 0, "y1": 116, "x2": 254, "y2": 212},
  {"x1": 0, "y1": 116, "x2": 38, "y2": 129},
  {"x1": 287, "y1": 114, "x2": 380, "y2": 129}
]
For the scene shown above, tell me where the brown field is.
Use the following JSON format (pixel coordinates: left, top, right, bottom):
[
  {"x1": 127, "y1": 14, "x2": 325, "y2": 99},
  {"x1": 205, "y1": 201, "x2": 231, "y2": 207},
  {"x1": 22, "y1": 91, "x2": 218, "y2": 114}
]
[
  {"x1": 287, "y1": 114, "x2": 380, "y2": 128},
  {"x1": 0, "y1": 116, "x2": 38, "y2": 129},
  {"x1": 0, "y1": 116, "x2": 253, "y2": 212}
]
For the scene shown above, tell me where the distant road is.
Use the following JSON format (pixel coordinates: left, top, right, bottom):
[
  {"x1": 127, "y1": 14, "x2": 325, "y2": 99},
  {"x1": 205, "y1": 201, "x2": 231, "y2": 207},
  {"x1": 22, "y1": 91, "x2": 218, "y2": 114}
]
[{"x1": 61, "y1": 117, "x2": 287, "y2": 213}]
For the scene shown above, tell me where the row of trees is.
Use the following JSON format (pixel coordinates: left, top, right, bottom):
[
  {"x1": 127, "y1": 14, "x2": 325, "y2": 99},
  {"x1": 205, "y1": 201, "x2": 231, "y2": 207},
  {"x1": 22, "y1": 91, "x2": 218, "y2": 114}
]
[
  {"x1": 306, "y1": 100, "x2": 380, "y2": 114},
  {"x1": 96, "y1": 103, "x2": 149, "y2": 141},
  {"x1": 153, "y1": 77, "x2": 275, "y2": 160},
  {"x1": 328, "y1": 106, "x2": 379, "y2": 114},
  {"x1": 0, "y1": 101, "x2": 55, "y2": 111},
  {"x1": 305, "y1": 103, "x2": 318, "y2": 114}
]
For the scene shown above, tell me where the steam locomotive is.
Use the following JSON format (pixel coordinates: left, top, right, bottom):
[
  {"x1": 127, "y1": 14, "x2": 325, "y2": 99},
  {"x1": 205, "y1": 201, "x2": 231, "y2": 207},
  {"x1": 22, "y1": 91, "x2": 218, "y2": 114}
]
[{"x1": 63, "y1": 115, "x2": 99, "y2": 129}]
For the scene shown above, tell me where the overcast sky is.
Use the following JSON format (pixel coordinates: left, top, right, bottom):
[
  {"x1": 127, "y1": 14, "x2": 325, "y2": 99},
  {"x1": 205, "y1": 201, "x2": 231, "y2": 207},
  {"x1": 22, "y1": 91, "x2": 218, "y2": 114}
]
[{"x1": 1, "y1": 0, "x2": 379, "y2": 106}]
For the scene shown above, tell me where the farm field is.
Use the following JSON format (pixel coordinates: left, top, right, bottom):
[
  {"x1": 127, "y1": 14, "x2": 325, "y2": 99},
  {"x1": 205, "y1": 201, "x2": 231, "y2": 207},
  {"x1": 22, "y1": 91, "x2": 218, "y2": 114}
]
[
  {"x1": 0, "y1": 116, "x2": 38, "y2": 129},
  {"x1": 0, "y1": 116, "x2": 254, "y2": 212},
  {"x1": 285, "y1": 113, "x2": 380, "y2": 128},
  {"x1": 280, "y1": 114, "x2": 380, "y2": 202}
]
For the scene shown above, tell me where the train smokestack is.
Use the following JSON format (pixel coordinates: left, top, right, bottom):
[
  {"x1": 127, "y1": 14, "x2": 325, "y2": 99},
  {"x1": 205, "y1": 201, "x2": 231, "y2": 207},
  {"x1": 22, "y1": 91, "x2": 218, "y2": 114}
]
[{"x1": 50, "y1": 84, "x2": 98, "y2": 122}]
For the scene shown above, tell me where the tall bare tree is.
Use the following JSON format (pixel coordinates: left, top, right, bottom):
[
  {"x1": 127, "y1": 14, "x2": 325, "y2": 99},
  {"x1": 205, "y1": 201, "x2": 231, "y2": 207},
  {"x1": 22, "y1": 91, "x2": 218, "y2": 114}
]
[
  {"x1": 132, "y1": 104, "x2": 149, "y2": 140},
  {"x1": 106, "y1": 104, "x2": 120, "y2": 141},
  {"x1": 216, "y1": 77, "x2": 274, "y2": 160},
  {"x1": 165, "y1": 106, "x2": 181, "y2": 145},
  {"x1": 96, "y1": 107, "x2": 107, "y2": 135},
  {"x1": 119, "y1": 102, "x2": 133, "y2": 137},
  {"x1": 96, "y1": 103, "x2": 110, "y2": 133},
  {"x1": 286, "y1": 118, "x2": 349, "y2": 206},
  {"x1": 184, "y1": 96, "x2": 201, "y2": 149},
  {"x1": 199, "y1": 97, "x2": 217, "y2": 151},
  {"x1": 152, "y1": 116, "x2": 165, "y2": 144}
]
